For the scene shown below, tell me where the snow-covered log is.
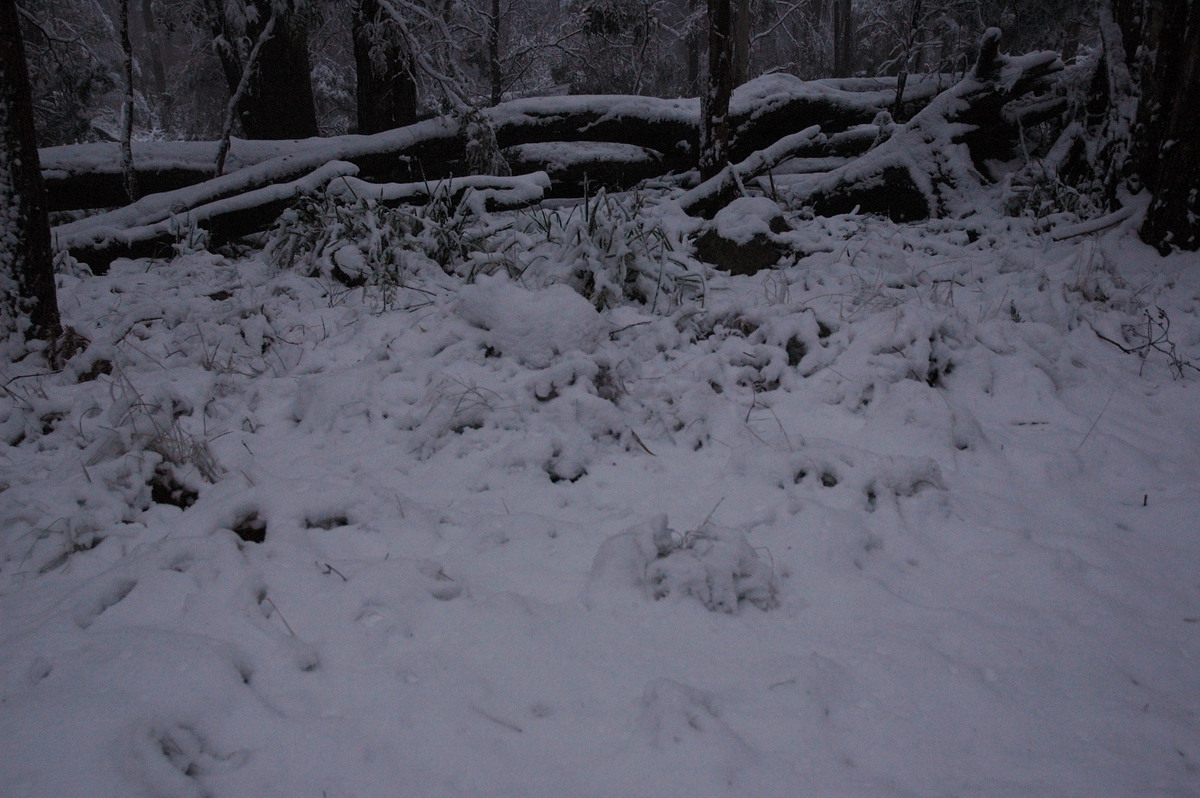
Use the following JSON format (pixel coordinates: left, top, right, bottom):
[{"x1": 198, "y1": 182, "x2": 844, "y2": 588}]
[
  {"x1": 680, "y1": 125, "x2": 824, "y2": 218},
  {"x1": 42, "y1": 75, "x2": 947, "y2": 211},
  {"x1": 325, "y1": 171, "x2": 552, "y2": 213},
  {"x1": 501, "y1": 142, "x2": 664, "y2": 197},
  {"x1": 783, "y1": 30, "x2": 1065, "y2": 222},
  {"x1": 57, "y1": 167, "x2": 552, "y2": 272},
  {"x1": 56, "y1": 161, "x2": 360, "y2": 271}
]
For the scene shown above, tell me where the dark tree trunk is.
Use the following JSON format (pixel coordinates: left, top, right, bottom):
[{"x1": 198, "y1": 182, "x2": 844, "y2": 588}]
[
  {"x1": 119, "y1": 0, "x2": 139, "y2": 201},
  {"x1": 700, "y1": 0, "x2": 734, "y2": 180},
  {"x1": 0, "y1": 0, "x2": 61, "y2": 344},
  {"x1": 832, "y1": 0, "x2": 854, "y2": 78},
  {"x1": 1138, "y1": 0, "x2": 1200, "y2": 252},
  {"x1": 1129, "y1": 0, "x2": 1179, "y2": 191},
  {"x1": 488, "y1": 0, "x2": 503, "y2": 106},
  {"x1": 354, "y1": 0, "x2": 419, "y2": 134},
  {"x1": 731, "y1": 0, "x2": 750, "y2": 87},
  {"x1": 686, "y1": 0, "x2": 701, "y2": 94},
  {"x1": 238, "y1": 0, "x2": 319, "y2": 139}
]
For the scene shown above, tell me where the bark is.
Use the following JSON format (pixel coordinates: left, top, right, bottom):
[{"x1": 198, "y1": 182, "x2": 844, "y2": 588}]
[
  {"x1": 119, "y1": 0, "x2": 138, "y2": 201},
  {"x1": 1138, "y1": 0, "x2": 1200, "y2": 252},
  {"x1": 700, "y1": 0, "x2": 734, "y2": 180},
  {"x1": 1130, "y1": 0, "x2": 1181, "y2": 193},
  {"x1": 832, "y1": 0, "x2": 854, "y2": 78},
  {"x1": 0, "y1": 0, "x2": 61, "y2": 344},
  {"x1": 231, "y1": 0, "x2": 319, "y2": 140},
  {"x1": 215, "y1": 9, "x2": 278, "y2": 176},
  {"x1": 731, "y1": 0, "x2": 751, "y2": 87},
  {"x1": 354, "y1": 0, "x2": 419, "y2": 134}
]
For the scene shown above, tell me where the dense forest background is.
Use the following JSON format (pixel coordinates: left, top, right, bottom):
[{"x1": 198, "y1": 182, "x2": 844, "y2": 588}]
[{"x1": 20, "y1": 0, "x2": 1093, "y2": 143}]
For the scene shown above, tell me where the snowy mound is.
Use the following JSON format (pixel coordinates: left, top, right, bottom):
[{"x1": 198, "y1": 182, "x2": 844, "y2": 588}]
[{"x1": 2, "y1": 200, "x2": 1199, "y2": 797}]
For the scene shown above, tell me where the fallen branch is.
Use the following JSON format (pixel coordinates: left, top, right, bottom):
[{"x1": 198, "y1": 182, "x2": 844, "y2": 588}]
[
  {"x1": 59, "y1": 161, "x2": 359, "y2": 272},
  {"x1": 326, "y1": 171, "x2": 551, "y2": 212},
  {"x1": 42, "y1": 74, "x2": 950, "y2": 211},
  {"x1": 680, "y1": 125, "x2": 824, "y2": 218},
  {"x1": 785, "y1": 29, "x2": 1064, "y2": 221},
  {"x1": 1050, "y1": 204, "x2": 1136, "y2": 240},
  {"x1": 1091, "y1": 308, "x2": 1200, "y2": 379}
]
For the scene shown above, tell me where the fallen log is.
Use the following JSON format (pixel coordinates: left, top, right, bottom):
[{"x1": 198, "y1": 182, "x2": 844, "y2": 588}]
[
  {"x1": 42, "y1": 74, "x2": 948, "y2": 211},
  {"x1": 325, "y1": 171, "x2": 551, "y2": 213},
  {"x1": 501, "y1": 142, "x2": 665, "y2": 197},
  {"x1": 782, "y1": 30, "x2": 1065, "y2": 221},
  {"x1": 56, "y1": 161, "x2": 360, "y2": 271},
  {"x1": 57, "y1": 167, "x2": 552, "y2": 272},
  {"x1": 679, "y1": 125, "x2": 824, "y2": 218},
  {"x1": 726, "y1": 73, "x2": 945, "y2": 157}
]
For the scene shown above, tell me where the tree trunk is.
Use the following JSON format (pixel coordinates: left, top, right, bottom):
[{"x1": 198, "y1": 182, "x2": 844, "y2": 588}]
[
  {"x1": 119, "y1": 0, "x2": 139, "y2": 201},
  {"x1": 238, "y1": 0, "x2": 319, "y2": 139},
  {"x1": 832, "y1": 0, "x2": 854, "y2": 78},
  {"x1": 488, "y1": 0, "x2": 503, "y2": 106},
  {"x1": 1138, "y1": 0, "x2": 1200, "y2": 252},
  {"x1": 731, "y1": 0, "x2": 751, "y2": 87},
  {"x1": 215, "y1": 9, "x2": 278, "y2": 176},
  {"x1": 0, "y1": 0, "x2": 61, "y2": 344},
  {"x1": 1128, "y1": 0, "x2": 1176, "y2": 191},
  {"x1": 700, "y1": 0, "x2": 734, "y2": 180},
  {"x1": 354, "y1": 0, "x2": 419, "y2": 134},
  {"x1": 686, "y1": 0, "x2": 702, "y2": 95}
]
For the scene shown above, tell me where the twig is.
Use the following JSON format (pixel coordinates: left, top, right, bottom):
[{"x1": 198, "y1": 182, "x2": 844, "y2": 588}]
[
  {"x1": 471, "y1": 705, "x2": 523, "y2": 733},
  {"x1": 629, "y1": 428, "x2": 657, "y2": 456},
  {"x1": 1075, "y1": 388, "x2": 1115, "y2": 452},
  {"x1": 318, "y1": 562, "x2": 348, "y2": 582},
  {"x1": 261, "y1": 595, "x2": 297, "y2": 637}
]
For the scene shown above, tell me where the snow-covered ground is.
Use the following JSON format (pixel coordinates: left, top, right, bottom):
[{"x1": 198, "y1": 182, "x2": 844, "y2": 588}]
[{"x1": 2, "y1": 197, "x2": 1198, "y2": 796}]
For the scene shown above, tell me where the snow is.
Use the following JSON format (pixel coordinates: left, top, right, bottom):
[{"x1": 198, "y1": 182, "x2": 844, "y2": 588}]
[
  {"x1": 3, "y1": 189, "x2": 1200, "y2": 796},
  {"x1": 711, "y1": 196, "x2": 787, "y2": 244},
  {"x1": 326, "y1": 171, "x2": 552, "y2": 211},
  {"x1": 39, "y1": 139, "x2": 312, "y2": 180},
  {"x1": 503, "y1": 141, "x2": 663, "y2": 171}
]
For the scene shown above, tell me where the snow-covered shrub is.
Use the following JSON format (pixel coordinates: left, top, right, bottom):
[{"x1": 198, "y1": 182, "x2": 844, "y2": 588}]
[
  {"x1": 269, "y1": 192, "x2": 419, "y2": 279},
  {"x1": 106, "y1": 370, "x2": 223, "y2": 485},
  {"x1": 1003, "y1": 158, "x2": 1099, "y2": 222},
  {"x1": 520, "y1": 190, "x2": 704, "y2": 312},
  {"x1": 587, "y1": 515, "x2": 777, "y2": 613},
  {"x1": 268, "y1": 187, "x2": 496, "y2": 309}
]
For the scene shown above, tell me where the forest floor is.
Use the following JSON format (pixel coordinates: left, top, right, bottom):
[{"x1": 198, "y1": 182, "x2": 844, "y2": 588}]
[{"x1": 2, "y1": 193, "x2": 1199, "y2": 797}]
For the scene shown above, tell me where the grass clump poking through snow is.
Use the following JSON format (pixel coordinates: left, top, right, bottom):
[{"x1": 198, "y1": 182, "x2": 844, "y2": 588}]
[
  {"x1": 521, "y1": 190, "x2": 705, "y2": 312},
  {"x1": 267, "y1": 185, "x2": 500, "y2": 312},
  {"x1": 269, "y1": 185, "x2": 706, "y2": 316}
]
